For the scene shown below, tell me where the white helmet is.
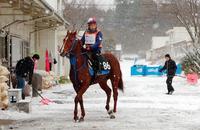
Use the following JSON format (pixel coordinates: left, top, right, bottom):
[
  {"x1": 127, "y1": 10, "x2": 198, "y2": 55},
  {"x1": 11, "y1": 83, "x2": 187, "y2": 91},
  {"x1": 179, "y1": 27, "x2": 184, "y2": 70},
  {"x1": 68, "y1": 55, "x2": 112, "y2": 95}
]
[{"x1": 87, "y1": 17, "x2": 97, "y2": 24}]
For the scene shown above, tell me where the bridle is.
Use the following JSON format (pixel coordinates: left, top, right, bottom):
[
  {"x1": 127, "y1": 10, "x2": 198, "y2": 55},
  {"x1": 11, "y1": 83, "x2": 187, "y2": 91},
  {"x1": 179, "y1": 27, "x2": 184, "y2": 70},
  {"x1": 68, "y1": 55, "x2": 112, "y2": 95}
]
[
  {"x1": 65, "y1": 38, "x2": 79, "y2": 56},
  {"x1": 60, "y1": 33, "x2": 79, "y2": 57},
  {"x1": 59, "y1": 34, "x2": 68, "y2": 53}
]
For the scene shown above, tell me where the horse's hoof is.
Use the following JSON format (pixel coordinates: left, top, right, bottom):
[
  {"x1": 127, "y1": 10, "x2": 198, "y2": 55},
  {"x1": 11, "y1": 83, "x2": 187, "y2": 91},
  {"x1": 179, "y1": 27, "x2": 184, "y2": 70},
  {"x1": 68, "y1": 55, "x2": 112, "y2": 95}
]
[
  {"x1": 108, "y1": 110, "x2": 114, "y2": 115},
  {"x1": 110, "y1": 113, "x2": 115, "y2": 119},
  {"x1": 79, "y1": 117, "x2": 84, "y2": 122},
  {"x1": 74, "y1": 117, "x2": 79, "y2": 122}
]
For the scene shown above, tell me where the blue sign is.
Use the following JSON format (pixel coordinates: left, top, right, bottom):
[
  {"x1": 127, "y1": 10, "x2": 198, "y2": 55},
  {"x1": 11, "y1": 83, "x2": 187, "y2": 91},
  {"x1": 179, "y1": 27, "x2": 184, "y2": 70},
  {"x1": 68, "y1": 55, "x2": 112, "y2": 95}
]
[
  {"x1": 131, "y1": 65, "x2": 145, "y2": 76},
  {"x1": 131, "y1": 64, "x2": 182, "y2": 76},
  {"x1": 145, "y1": 66, "x2": 162, "y2": 76}
]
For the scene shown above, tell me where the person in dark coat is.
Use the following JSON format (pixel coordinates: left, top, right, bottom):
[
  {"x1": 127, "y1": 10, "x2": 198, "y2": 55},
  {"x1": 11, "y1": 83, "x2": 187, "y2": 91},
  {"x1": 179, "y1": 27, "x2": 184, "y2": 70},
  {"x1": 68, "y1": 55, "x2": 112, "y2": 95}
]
[
  {"x1": 15, "y1": 54, "x2": 40, "y2": 99},
  {"x1": 159, "y1": 54, "x2": 177, "y2": 95}
]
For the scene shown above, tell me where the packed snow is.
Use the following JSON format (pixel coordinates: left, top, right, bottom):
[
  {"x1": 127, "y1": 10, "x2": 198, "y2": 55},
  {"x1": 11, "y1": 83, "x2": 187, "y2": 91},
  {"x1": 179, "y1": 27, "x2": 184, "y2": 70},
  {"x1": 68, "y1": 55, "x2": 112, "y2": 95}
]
[{"x1": 0, "y1": 60, "x2": 200, "y2": 130}]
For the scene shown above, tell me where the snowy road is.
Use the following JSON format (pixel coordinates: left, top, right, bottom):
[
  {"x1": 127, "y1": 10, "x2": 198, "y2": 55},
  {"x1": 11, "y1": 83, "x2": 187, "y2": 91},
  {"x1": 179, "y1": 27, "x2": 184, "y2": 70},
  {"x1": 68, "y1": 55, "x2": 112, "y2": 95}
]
[{"x1": 1, "y1": 60, "x2": 200, "y2": 130}]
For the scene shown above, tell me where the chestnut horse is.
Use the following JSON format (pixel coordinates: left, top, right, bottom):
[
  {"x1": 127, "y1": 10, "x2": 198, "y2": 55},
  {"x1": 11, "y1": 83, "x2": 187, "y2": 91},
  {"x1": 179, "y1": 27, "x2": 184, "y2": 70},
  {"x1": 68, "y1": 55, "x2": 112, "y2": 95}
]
[{"x1": 60, "y1": 31, "x2": 123, "y2": 122}]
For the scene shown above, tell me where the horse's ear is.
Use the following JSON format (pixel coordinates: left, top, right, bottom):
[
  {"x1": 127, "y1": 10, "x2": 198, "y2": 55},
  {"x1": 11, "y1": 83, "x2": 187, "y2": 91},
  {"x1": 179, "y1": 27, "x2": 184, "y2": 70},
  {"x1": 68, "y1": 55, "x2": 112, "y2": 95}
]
[{"x1": 67, "y1": 30, "x2": 70, "y2": 35}]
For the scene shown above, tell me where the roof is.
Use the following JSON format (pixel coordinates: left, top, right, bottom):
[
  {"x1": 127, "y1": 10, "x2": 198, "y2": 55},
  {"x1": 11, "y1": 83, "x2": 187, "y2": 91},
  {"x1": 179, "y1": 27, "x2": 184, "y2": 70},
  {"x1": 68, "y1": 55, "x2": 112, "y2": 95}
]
[{"x1": 0, "y1": 0, "x2": 70, "y2": 30}]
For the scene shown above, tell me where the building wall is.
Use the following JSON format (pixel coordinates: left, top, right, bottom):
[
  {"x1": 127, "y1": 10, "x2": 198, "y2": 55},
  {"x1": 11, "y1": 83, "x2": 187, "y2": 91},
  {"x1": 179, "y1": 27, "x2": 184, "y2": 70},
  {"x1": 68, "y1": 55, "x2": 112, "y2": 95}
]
[
  {"x1": 57, "y1": 30, "x2": 70, "y2": 77},
  {"x1": 0, "y1": 9, "x2": 34, "y2": 42},
  {"x1": 147, "y1": 27, "x2": 194, "y2": 64},
  {"x1": 0, "y1": 1, "x2": 70, "y2": 75},
  {"x1": 151, "y1": 36, "x2": 169, "y2": 49},
  {"x1": 37, "y1": 29, "x2": 56, "y2": 72},
  {"x1": 36, "y1": 28, "x2": 70, "y2": 76},
  {"x1": 0, "y1": 9, "x2": 35, "y2": 66},
  {"x1": 146, "y1": 41, "x2": 193, "y2": 64},
  {"x1": 167, "y1": 27, "x2": 192, "y2": 44}
]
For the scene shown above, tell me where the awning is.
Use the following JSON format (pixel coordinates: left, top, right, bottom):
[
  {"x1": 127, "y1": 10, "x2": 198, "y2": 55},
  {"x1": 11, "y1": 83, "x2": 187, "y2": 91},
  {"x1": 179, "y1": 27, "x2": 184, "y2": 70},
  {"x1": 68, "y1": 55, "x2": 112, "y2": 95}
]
[{"x1": 0, "y1": 0, "x2": 70, "y2": 30}]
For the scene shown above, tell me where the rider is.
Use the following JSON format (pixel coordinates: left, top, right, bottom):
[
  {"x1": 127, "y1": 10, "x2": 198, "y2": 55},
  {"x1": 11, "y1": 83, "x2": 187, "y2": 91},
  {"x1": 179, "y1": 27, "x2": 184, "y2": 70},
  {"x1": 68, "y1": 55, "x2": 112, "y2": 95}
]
[{"x1": 81, "y1": 17, "x2": 103, "y2": 75}]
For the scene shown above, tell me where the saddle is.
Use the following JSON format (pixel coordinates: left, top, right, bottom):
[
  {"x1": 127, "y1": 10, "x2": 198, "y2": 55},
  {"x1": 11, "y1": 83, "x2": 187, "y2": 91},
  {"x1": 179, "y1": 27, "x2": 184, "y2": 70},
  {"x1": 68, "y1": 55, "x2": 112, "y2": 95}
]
[{"x1": 87, "y1": 54, "x2": 111, "y2": 76}]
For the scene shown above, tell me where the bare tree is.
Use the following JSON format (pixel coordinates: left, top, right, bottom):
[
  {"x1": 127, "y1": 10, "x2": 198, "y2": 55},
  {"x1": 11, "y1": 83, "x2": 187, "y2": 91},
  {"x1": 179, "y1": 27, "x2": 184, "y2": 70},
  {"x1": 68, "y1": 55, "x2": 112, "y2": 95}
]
[
  {"x1": 63, "y1": 0, "x2": 99, "y2": 30},
  {"x1": 172, "y1": 0, "x2": 200, "y2": 46}
]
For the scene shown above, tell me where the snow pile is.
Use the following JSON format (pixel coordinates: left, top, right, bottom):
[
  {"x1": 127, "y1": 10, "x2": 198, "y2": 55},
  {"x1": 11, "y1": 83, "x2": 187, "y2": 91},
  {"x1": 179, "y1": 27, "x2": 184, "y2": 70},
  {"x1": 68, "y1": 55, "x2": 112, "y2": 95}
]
[
  {"x1": 35, "y1": 70, "x2": 59, "y2": 89},
  {"x1": 0, "y1": 65, "x2": 9, "y2": 76},
  {"x1": 0, "y1": 65, "x2": 10, "y2": 109}
]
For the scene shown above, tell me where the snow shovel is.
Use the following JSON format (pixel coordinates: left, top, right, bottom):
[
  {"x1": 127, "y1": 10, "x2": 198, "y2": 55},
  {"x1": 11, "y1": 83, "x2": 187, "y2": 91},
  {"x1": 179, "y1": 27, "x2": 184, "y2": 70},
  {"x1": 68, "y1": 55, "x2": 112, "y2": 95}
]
[
  {"x1": 175, "y1": 75, "x2": 186, "y2": 78},
  {"x1": 176, "y1": 74, "x2": 198, "y2": 85},
  {"x1": 32, "y1": 86, "x2": 54, "y2": 105}
]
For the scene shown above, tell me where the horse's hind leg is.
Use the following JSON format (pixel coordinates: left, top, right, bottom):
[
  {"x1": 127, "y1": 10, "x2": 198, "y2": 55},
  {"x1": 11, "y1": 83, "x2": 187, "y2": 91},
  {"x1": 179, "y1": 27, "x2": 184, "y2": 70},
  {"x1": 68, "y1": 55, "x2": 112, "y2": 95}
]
[
  {"x1": 111, "y1": 78, "x2": 119, "y2": 113},
  {"x1": 99, "y1": 81, "x2": 112, "y2": 113}
]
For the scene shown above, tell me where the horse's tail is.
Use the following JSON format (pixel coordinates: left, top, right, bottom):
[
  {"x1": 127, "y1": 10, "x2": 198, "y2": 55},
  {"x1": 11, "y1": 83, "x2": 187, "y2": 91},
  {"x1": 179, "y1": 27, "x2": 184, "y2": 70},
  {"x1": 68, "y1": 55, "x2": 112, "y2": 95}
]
[{"x1": 118, "y1": 71, "x2": 124, "y2": 92}]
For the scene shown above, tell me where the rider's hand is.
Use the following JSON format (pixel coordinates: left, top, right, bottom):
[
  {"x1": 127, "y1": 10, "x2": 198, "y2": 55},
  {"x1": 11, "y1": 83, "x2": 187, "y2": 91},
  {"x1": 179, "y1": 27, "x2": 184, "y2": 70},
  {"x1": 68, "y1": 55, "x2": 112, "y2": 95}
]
[{"x1": 83, "y1": 44, "x2": 86, "y2": 49}]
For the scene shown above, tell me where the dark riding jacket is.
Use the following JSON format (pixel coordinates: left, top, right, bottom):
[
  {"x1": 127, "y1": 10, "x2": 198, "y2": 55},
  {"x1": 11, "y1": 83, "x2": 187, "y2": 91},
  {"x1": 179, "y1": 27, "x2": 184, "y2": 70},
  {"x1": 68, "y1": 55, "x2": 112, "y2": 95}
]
[{"x1": 159, "y1": 59, "x2": 177, "y2": 76}]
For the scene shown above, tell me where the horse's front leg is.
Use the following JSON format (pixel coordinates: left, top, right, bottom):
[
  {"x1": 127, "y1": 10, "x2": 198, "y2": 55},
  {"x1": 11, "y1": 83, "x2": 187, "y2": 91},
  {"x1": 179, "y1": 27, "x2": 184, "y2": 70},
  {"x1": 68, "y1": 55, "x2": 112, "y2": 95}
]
[
  {"x1": 74, "y1": 96, "x2": 79, "y2": 122},
  {"x1": 79, "y1": 96, "x2": 85, "y2": 122},
  {"x1": 74, "y1": 83, "x2": 89, "y2": 122}
]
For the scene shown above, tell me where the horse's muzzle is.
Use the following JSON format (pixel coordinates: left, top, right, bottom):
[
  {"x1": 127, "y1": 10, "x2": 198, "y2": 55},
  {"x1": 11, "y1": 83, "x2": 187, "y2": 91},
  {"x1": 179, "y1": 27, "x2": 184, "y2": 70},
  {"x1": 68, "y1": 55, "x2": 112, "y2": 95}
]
[
  {"x1": 60, "y1": 51, "x2": 70, "y2": 58},
  {"x1": 60, "y1": 52, "x2": 66, "y2": 57}
]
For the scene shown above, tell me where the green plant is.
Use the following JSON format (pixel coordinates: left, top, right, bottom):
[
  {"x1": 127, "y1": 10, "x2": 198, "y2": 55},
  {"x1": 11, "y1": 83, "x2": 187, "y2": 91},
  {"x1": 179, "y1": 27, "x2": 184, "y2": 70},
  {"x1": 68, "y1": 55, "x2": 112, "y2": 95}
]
[
  {"x1": 181, "y1": 49, "x2": 200, "y2": 75},
  {"x1": 59, "y1": 76, "x2": 71, "y2": 84}
]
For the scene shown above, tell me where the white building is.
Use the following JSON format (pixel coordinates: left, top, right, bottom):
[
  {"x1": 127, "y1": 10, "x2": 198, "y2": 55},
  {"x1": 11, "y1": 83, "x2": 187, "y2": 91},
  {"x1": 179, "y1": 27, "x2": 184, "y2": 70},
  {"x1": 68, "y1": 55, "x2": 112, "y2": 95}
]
[
  {"x1": 151, "y1": 36, "x2": 169, "y2": 49},
  {"x1": 0, "y1": 0, "x2": 70, "y2": 76},
  {"x1": 146, "y1": 27, "x2": 193, "y2": 64},
  {"x1": 166, "y1": 27, "x2": 192, "y2": 44}
]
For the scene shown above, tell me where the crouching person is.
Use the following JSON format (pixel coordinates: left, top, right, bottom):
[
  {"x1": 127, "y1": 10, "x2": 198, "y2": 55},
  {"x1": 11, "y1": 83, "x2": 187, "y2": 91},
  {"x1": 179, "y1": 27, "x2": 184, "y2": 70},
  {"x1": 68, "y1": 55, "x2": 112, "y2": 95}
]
[{"x1": 15, "y1": 54, "x2": 40, "y2": 99}]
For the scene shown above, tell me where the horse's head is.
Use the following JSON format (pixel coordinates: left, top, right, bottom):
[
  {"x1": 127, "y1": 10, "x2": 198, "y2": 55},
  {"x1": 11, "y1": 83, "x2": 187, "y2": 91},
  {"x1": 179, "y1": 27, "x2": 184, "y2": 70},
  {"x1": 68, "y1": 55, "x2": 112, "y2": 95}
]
[{"x1": 60, "y1": 30, "x2": 77, "y2": 57}]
